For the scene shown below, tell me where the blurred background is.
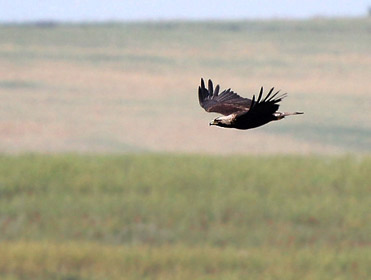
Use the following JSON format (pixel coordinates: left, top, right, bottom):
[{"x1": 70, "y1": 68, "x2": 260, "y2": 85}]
[
  {"x1": 0, "y1": 0, "x2": 370, "y2": 154},
  {"x1": 0, "y1": 1, "x2": 370, "y2": 279}
]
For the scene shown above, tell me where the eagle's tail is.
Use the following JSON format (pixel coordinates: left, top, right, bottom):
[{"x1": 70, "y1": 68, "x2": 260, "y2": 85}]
[{"x1": 274, "y1": 111, "x2": 303, "y2": 120}]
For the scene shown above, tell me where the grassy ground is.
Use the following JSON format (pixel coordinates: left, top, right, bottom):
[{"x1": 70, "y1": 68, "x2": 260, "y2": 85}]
[
  {"x1": 0, "y1": 154, "x2": 370, "y2": 279},
  {"x1": 0, "y1": 19, "x2": 370, "y2": 154}
]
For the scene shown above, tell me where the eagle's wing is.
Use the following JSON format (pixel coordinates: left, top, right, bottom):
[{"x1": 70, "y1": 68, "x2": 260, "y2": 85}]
[
  {"x1": 238, "y1": 87, "x2": 287, "y2": 117},
  {"x1": 198, "y1": 78, "x2": 252, "y2": 116}
]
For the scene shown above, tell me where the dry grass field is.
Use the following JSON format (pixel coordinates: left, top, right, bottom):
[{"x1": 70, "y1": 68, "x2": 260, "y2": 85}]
[{"x1": 0, "y1": 19, "x2": 370, "y2": 154}]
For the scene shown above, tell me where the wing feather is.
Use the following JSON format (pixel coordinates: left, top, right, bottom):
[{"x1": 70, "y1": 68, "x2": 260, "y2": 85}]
[
  {"x1": 198, "y1": 78, "x2": 252, "y2": 115},
  {"x1": 208, "y1": 79, "x2": 214, "y2": 96},
  {"x1": 214, "y1": 84, "x2": 220, "y2": 96},
  {"x1": 198, "y1": 78, "x2": 287, "y2": 118},
  {"x1": 245, "y1": 87, "x2": 287, "y2": 117},
  {"x1": 263, "y1": 87, "x2": 275, "y2": 102}
]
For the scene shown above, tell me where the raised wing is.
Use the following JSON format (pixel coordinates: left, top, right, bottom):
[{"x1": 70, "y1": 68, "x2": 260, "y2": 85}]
[
  {"x1": 238, "y1": 87, "x2": 287, "y2": 117},
  {"x1": 198, "y1": 78, "x2": 252, "y2": 116}
]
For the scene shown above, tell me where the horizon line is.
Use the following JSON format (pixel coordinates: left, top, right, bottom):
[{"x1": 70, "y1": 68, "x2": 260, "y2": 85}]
[{"x1": 0, "y1": 15, "x2": 368, "y2": 25}]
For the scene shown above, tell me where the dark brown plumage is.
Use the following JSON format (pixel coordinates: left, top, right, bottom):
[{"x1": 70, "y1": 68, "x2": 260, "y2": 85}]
[{"x1": 198, "y1": 78, "x2": 303, "y2": 130}]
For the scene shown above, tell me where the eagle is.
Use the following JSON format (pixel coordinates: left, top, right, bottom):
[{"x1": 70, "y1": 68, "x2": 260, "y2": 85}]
[{"x1": 198, "y1": 78, "x2": 303, "y2": 130}]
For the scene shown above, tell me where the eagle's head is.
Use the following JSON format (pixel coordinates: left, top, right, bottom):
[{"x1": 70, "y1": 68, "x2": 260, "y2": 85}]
[{"x1": 209, "y1": 116, "x2": 234, "y2": 127}]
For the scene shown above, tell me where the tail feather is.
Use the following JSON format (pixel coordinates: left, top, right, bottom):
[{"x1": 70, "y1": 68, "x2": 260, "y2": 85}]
[
  {"x1": 274, "y1": 111, "x2": 303, "y2": 120},
  {"x1": 284, "y1": 111, "x2": 304, "y2": 116}
]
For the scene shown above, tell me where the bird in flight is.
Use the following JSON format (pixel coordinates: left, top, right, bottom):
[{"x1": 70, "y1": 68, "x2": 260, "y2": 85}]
[{"x1": 198, "y1": 78, "x2": 303, "y2": 130}]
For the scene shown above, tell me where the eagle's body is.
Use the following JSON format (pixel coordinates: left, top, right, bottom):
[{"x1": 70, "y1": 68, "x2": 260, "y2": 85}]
[{"x1": 198, "y1": 78, "x2": 302, "y2": 130}]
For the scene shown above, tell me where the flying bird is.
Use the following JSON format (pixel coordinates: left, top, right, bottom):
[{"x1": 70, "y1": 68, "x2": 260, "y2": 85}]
[{"x1": 198, "y1": 78, "x2": 303, "y2": 130}]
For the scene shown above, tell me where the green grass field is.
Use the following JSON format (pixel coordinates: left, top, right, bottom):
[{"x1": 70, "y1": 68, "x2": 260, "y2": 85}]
[{"x1": 1, "y1": 154, "x2": 370, "y2": 279}]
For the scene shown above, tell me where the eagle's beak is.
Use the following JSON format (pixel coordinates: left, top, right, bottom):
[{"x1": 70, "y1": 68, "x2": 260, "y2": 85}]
[{"x1": 209, "y1": 120, "x2": 217, "y2": 126}]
